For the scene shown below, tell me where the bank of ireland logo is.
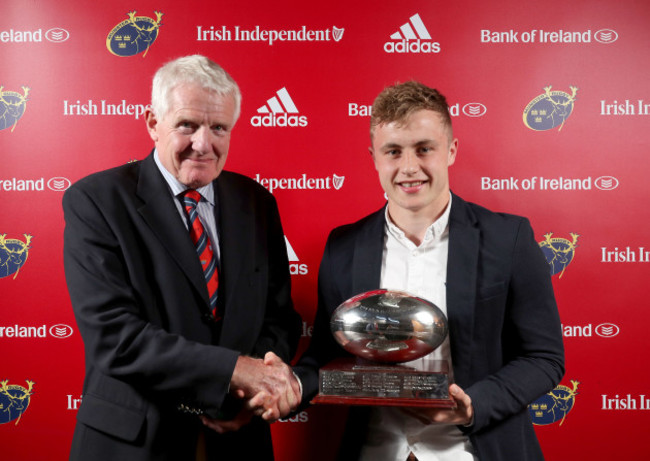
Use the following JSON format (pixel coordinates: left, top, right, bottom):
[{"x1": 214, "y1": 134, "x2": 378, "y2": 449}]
[
  {"x1": 0, "y1": 380, "x2": 35, "y2": 425},
  {"x1": 523, "y1": 86, "x2": 578, "y2": 131},
  {"x1": 45, "y1": 28, "x2": 70, "y2": 43},
  {"x1": 47, "y1": 177, "x2": 72, "y2": 192},
  {"x1": 0, "y1": 234, "x2": 32, "y2": 280},
  {"x1": 538, "y1": 232, "x2": 579, "y2": 278},
  {"x1": 594, "y1": 29, "x2": 618, "y2": 44},
  {"x1": 462, "y1": 103, "x2": 487, "y2": 117},
  {"x1": 251, "y1": 87, "x2": 307, "y2": 127},
  {"x1": 594, "y1": 176, "x2": 619, "y2": 191},
  {"x1": 385, "y1": 13, "x2": 440, "y2": 53},
  {"x1": 529, "y1": 380, "x2": 579, "y2": 426},
  {"x1": 107, "y1": 11, "x2": 164, "y2": 57},
  {"x1": 595, "y1": 323, "x2": 620, "y2": 338},
  {"x1": 0, "y1": 86, "x2": 30, "y2": 132},
  {"x1": 49, "y1": 324, "x2": 74, "y2": 339}
]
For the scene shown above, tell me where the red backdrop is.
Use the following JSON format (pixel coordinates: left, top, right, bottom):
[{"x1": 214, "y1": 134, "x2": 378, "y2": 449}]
[{"x1": 2, "y1": 0, "x2": 649, "y2": 459}]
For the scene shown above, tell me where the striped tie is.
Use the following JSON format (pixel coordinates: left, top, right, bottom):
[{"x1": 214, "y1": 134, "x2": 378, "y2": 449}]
[{"x1": 181, "y1": 190, "x2": 220, "y2": 321}]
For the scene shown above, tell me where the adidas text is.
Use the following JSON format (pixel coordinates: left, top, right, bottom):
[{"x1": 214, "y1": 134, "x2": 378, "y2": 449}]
[
  {"x1": 251, "y1": 113, "x2": 308, "y2": 127},
  {"x1": 384, "y1": 39, "x2": 441, "y2": 53}
]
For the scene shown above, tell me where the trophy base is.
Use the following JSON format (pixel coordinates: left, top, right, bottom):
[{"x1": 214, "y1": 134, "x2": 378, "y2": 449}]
[{"x1": 312, "y1": 358, "x2": 455, "y2": 408}]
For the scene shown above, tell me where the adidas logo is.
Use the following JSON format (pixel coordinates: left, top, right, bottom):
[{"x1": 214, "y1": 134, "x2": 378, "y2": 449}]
[
  {"x1": 251, "y1": 87, "x2": 308, "y2": 127},
  {"x1": 284, "y1": 237, "x2": 308, "y2": 275},
  {"x1": 384, "y1": 13, "x2": 441, "y2": 54}
]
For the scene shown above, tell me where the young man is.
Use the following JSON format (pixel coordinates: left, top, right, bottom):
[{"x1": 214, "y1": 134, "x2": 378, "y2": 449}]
[{"x1": 294, "y1": 81, "x2": 564, "y2": 460}]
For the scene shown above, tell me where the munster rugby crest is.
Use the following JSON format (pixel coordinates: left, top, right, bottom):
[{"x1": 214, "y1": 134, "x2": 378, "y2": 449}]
[
  {"x1": 538, "y1": 232, "x2": 579, "y2": 278},
  {"x1": 0, "y1": 380, "x2": 35, "y2": 425},
  {"x1": 524, "y1": 86, "x2": 578, "y2": 131},
  {"x1": 107, "y1": 11, "x2": 164, "y2": 57},
  {"x1": 0, "y1": 86, "x2": 30, "y2": 132},
  {"x1": 529, "y1": 380, "x2": 580, "y2": 426},
  {"x1": 0, "y1": 234, "x2": 32, "y2": 280}
]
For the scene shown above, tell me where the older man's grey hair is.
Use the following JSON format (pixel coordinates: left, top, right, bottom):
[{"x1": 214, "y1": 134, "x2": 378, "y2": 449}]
[{"x1": 151, "y1": 55, "x2": 241, "y2": 121}]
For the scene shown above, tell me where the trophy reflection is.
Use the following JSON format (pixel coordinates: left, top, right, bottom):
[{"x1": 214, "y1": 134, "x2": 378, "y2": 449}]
[{"x1": 312, "y1": 289, "x2": 454, "y2": 408}]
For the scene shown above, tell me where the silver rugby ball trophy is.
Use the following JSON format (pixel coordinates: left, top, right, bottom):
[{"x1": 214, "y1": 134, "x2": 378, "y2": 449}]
[
  {"x1": 330, "y1": 289, "x2": 448, "y2": 363},
  {"x1": 312, "y1": 289, "x2": 454, "y2": 408}
]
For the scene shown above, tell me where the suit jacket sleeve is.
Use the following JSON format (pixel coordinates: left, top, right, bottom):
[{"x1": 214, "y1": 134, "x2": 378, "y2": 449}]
[{"x1": 462, "y1": 217, "x2": 565, "y2": 433}]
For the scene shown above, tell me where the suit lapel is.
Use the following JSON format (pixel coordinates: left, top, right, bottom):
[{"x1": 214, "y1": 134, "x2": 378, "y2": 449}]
[
  {"x1": 446, "y1": 193, "x2": 479, "y2": 386},
  {"x1": 352, "y1": 208, "x2": 385, "y2": 295},
  {"x1": 136, "y1": 154, "x2": 209, "y2": 305},
  {"x1": 214, "y1": 172, "x2": 251, "y2": 327}
]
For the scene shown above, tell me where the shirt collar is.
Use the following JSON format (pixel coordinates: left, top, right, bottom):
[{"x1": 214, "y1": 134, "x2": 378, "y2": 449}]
[
  {"x1": 153, "y1": 149, "x2": 215, "y2": 205},
  {"x1": 384, "y1": 193, "x2": 452, "y2": 242}
]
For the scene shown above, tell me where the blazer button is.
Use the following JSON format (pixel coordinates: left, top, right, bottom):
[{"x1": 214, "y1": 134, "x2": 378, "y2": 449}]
[{"x1": 201, "y1": 313, "x2": 214, "y2": 324}]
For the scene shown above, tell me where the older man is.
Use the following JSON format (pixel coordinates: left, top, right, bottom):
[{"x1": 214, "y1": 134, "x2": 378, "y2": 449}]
[{"x1": 63, "y1": 55, "x2": 301, "y2": 460}]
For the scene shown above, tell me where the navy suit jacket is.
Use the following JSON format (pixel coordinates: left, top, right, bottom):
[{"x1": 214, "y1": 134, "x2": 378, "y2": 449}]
[
  {"x1": 294, "y1": 193, "x2": 564, "y2": 460},
  {"x1": 63, "y1": 153, "x2": 301, "y2": 460}
]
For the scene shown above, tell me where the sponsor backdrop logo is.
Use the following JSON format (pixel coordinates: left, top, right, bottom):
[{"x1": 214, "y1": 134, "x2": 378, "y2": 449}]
[
  {"x1": 0, "y1": 28, "x2": 70, "y2": 43},
  {"x1": 0, "y1": 234, "x2": 32, "y2": 280},
  {"x1": 197, "y1": 24, "x2": 344, "y2": 45},
  {"x1": 563, "y1": 323, "x2": 620, "y2": 338},
  {"x1": 602, "y1": 393, "x2": 650, "y2": 410},
  {"x1": 601, "y1": 246, "x2": 650, "y2": 263},
  {"x1": 385, "y1": 13, "x2": 440, "y2": 53},
  {"x1": 538, "y1": 232, "x2": 579, "y2": 278},
  {"x1": 0, "y1": 380, "x2": 35, "y2": 425},
  {"x1": 529, "y1": 380, "x2": 580, "y2": 426},
  {"x1": 251, "y1": 88, "x2": 307, "y2": 127},
  {"x1": 284, "y1": 237, "x2": 308, "y2": 275},
  {"x1": 0, "y1": 86, "x2": 30, "y2": 132},
  {"x1": 63, "y1": 99, "x2": 150, "y2": 119},
  {"x1": 107, "y1": 11, "x2": 164, "y2": 57},
  {"x1": 47, "y1": 177, "x2": 72, "y2": 191},
  {"x1": 600, "y1": 99, "x2": 650, "y2": 116},
  {"x1": 254, "y1": 173, "x2": 344, "y2": 194},
  {"x1": 462, "y1": 103, "x2": 487, "y2": 117},
  {"x1": 594, "y1": 29, "x2": 618, "y2": 43},
  {"x1": 0, "y1": 323, "x2": 74, "y2": 339},
  {"x1": 481, "y1": 28, "x2": 618, "y2": 44},
  {"x1": 594, "y1": 176, "x2": 619, "y2": 190},
  {"x1": 45, "y1": 28, "x2": 70, "y2": 42},
  {"x1": 50, "y1": 324, "x2": 74, "y2": 338},
  {"x1": 0, "y1": 177, "x2": 72, "y2": 192},
  {"x1": 480, "y1": 175, "x2": 619, "y2": 191},
  {"x1": 523, "y1": 86, "x2": 578, "y2": 131},
  {"x1": 66, "y1": 394, "x2": 83, "y2": 410},
  {"x1": 349, "y1": 102, "x2": 486, "y2": 118}
]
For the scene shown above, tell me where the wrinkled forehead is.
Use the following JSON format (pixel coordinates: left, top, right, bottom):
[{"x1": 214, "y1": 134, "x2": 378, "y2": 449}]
[{"x1": 165, "y1": 84, "x2": 237, "y2": 120}]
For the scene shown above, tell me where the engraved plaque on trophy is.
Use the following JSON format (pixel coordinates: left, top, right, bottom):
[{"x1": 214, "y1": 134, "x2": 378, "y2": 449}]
[{"x1": 311, "y1": 289, "x2": 454, "y2": 408}]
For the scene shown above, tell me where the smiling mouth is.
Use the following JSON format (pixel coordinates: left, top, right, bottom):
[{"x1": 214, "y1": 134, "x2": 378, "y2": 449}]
[
  {"x1": 399, "y1": 181, "x2": 426, "y2": 188},
  {"x1": 186, "y1": 156, "x2": 215, "y2": 163}
]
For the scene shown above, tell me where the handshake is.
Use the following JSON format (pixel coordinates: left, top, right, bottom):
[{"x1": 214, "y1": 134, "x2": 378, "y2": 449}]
[{"x1": 201, "y1": 352, "x2": 301, "y2": 434}]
